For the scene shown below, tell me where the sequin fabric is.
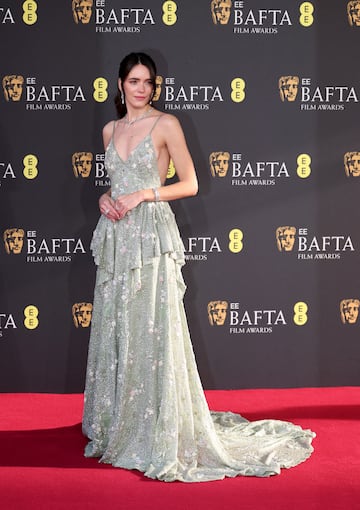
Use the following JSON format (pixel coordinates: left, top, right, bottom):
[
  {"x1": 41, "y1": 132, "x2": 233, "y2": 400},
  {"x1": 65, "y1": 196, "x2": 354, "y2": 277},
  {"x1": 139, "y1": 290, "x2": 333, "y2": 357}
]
[{"x1": 82, "y1": 127, "x2": 315, "y2": 482}]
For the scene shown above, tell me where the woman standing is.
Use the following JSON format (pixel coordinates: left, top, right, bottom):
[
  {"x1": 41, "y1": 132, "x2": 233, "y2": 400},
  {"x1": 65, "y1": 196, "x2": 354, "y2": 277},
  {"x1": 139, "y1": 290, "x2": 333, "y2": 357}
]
[{"x1": 82, "y1": 52, "x2": 315, "y2": 482}]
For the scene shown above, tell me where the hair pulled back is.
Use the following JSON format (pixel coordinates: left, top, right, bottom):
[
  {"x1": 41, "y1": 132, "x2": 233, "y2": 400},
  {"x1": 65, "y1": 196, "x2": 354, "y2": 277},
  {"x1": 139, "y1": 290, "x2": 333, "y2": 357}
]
[{"x1": 115, "y1": 52, "x2": 157, "y2": 118}]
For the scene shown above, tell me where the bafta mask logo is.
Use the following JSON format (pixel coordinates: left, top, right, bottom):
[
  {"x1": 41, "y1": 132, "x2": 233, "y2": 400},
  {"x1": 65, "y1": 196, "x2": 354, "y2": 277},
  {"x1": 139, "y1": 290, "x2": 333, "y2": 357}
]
[
  {"x1": 340, "y1": 299, "x2": 360, "y2": 324},
  {"x1": 2, "y1": 75, "x2": 24, "y2": 102},
  {"x1": 153, "y1": 75, "x2": 163, "y2": 102},
  {"x1": 72, "y1": 302, "x2": 93, "y2": 328},
  {"x1": 72, "y1": 152, "x2": 93, "y2": 178},
  {"x1": 3, "y1": 228, "x2": 25, "y2": 254},
  {"x1": 211, "y1": 0, "x2": 232, "y2": 25},
  {"x1": 344, "y1": 152, "x2": 360, "y2": 177},
  {"x1": 72, "y1": 0, "x2": 93, "y2": 24},
  {"x1": 276, "y1": 226, "x2": 296, "y2": 252},
  {"x1": 348, "y1": 1, "x2": 360, "y2": 26},
  {"x1": 209, "y1": 152, "x2": 230, "y2": 178},
  {"x1": 208, "y1": 300, "x2": 228, "y2": 326},
  {"x1": 279, "y1": 76, "x2": 299, "y2": 102}
]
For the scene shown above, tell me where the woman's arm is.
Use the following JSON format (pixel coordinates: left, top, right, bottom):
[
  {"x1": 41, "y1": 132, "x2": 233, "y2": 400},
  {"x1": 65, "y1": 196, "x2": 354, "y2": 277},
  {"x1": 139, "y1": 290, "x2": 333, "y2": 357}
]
[{"x1": 143, "y1": 114, "x2": 198, "y2": 201}]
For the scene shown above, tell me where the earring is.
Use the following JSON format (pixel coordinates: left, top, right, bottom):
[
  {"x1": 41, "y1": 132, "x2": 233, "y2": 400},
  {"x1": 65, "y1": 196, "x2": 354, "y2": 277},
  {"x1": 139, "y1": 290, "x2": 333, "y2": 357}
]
[{"x1": 121, "y1": 91, "x2": 124, "y2": 105}]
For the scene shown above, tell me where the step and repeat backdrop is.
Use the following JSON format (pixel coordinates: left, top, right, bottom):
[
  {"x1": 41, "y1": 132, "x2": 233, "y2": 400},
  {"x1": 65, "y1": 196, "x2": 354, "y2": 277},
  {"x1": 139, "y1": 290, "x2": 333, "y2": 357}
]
[{"x1": 1, "y1": 1, "x2": 360, "y2": 392}]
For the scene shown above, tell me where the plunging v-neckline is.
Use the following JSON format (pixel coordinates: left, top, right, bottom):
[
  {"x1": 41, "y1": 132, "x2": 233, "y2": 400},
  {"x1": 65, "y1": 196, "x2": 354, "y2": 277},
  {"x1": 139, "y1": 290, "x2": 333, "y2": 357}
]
[{"x1": 112, "y1": 134, "x2": 151, "y2": 164}]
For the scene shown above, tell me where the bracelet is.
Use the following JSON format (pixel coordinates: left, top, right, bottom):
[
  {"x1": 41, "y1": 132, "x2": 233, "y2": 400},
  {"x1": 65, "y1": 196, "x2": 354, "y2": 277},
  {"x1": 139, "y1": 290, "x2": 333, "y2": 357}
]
[{"x1": 153, "y1": 188, "x2": 160, "y2": 202}]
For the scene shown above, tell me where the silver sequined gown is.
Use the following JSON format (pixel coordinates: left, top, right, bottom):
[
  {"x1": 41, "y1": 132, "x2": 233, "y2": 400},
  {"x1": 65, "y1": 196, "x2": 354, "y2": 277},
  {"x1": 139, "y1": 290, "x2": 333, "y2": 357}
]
[{"x1": 82, "y1": 120, "x2": 315, "y2": 482}]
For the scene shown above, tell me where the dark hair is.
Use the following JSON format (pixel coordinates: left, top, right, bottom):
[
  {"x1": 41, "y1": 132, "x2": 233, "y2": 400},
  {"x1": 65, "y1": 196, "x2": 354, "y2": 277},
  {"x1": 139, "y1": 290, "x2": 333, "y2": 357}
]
[{"x1": 115, "y1": 52, "x2": 157, "y2": 118}]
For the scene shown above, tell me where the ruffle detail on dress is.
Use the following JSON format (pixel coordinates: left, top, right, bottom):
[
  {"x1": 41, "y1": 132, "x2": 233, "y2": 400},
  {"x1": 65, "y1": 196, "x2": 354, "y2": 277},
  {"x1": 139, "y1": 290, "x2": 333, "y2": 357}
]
[
  {"x1": 90, "y1": 216, "x2": 115, "y2": 286},
  {"x1": 136, "y1": 202, "x2": 185, "y2": 269},
  {"x1": 90, "y1": 202, "x2": 186, "y2": 292}
]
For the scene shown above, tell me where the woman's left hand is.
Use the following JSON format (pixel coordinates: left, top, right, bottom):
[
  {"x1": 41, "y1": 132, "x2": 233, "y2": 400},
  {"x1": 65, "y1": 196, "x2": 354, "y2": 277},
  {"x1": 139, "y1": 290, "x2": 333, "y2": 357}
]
[{"x1": 114, "y1": 191, "x2": 143, "y2": 219}]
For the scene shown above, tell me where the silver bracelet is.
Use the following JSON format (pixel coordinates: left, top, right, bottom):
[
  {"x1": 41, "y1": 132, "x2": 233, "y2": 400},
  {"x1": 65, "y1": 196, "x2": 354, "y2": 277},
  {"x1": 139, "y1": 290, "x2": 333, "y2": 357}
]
[{"x1": 153, "y1": 188, "x2": 160, "y2": 202}]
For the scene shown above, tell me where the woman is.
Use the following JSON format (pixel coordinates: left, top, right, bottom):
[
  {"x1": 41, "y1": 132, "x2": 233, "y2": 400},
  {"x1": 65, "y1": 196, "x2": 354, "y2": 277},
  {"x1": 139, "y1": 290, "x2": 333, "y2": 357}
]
[{"x1": 82, "y1": 52, "x2": 315, "y2": 482}]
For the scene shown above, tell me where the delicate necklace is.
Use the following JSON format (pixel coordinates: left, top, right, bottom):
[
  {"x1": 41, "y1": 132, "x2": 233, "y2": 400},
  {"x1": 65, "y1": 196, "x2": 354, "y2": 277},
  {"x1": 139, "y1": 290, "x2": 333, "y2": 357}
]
[{"x1": 123, "y1": 106, "x2": 153, "y2": 126}]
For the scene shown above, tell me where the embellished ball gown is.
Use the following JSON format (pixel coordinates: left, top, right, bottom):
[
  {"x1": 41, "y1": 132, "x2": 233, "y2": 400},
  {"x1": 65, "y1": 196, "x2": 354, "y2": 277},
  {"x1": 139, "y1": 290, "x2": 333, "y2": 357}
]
[{"x1": 82, "y1": 118, "x2": 315, "y2": 482}]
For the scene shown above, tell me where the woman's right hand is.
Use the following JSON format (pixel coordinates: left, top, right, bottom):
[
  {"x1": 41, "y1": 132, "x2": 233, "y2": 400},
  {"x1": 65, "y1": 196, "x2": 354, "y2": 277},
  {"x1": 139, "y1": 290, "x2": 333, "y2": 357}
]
[{"x1": 99, "y1": 192, "x2": 120, "y2": 222}]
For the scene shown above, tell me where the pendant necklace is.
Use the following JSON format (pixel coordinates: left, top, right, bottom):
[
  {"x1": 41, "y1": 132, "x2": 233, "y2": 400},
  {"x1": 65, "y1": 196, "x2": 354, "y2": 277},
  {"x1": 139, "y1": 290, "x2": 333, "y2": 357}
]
[{"x1": 123, "y1": 106, "x2": 153, "y2": 127}]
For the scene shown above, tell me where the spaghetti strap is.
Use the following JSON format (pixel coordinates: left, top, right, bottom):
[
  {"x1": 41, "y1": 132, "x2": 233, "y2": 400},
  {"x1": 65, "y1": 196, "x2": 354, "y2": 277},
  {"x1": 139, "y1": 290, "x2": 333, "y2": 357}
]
[
  {"x1": 149, "y1": 114, "x2": 163, "y2": 134},
  {"x1": 112, "y1": 120, "x2": 117, "y2": 139}
]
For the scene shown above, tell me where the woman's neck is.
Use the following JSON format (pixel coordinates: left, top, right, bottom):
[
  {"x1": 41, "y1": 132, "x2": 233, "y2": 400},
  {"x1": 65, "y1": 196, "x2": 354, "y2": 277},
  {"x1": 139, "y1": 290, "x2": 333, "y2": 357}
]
[{"x1": 123, "y1": 105, "x2": 153, "y2": 125}]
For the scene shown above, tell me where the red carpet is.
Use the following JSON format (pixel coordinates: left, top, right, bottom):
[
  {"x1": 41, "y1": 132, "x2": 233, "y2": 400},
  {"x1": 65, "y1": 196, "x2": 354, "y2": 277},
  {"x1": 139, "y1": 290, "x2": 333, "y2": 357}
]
[{"x1": 1, "y1": 387, "x2": 359, "y2": 510}]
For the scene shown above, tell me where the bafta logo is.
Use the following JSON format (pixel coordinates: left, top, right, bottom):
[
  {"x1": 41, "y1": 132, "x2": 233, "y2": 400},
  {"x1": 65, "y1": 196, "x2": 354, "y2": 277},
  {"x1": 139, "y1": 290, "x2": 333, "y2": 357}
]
[
  {"x1": 72, "y1": 302, "x2": 93, "y2": 328},
  {"x1": 347, "y1": 1, "x2": 360, "y2": 26},
  {"x1": 279, "y1": 76, "x2": 299, "y2": 102},
  {"x1": 72, "y1": 152, "x2": 93, "y2": 178},
  {"x1": 209, "y1": 152, "x2": 230, "y2": 178},
  {"x1": 340, "y1": 299, "x2": 360, "y2": 324},
  {"x1": 153, "y1": 75, "x2": 163, "y2": 102},
  {"x1": 276, "y1": 226, "x2": 296, "y2": 252},
  {"x1": 207, "y1": 300, "x2": 228, "y2": 326},
  {"x1": 211, "y1": 0, "x2": 232, "y2": 25},
  {"x1": 2, "y1": 75, "x2": 24, "y2": 102},
  {"x1": 3, "y1": 228, "x2": 25, "y2": 254},
  {"x1": 344, "y1": 152, "x2": 360, "y2": 177},
  {"x1": 72, "y1": 0, "x2": 93, "y2": 24}
]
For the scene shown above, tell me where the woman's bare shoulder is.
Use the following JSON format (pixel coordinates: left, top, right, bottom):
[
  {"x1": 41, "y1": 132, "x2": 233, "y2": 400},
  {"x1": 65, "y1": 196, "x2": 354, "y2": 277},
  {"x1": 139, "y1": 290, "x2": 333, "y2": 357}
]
[
  {"x1": 155, "y1": 111, "x2": 182, "y2": 133},
  {"x1": 102, "y1": 120, "x2": 117, "y2": 148},
  {"x1": 103, "y1": 120, "x2": 116, "y2": 135}
]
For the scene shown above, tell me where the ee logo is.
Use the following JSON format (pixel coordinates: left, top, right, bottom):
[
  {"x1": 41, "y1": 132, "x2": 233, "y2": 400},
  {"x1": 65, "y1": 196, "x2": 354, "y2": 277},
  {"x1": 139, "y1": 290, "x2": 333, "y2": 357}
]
[
  {"x1": 297, "y1": 153, "x2": 311, "y2": 178},
  {"x1": 293, "y1": 302, "x2": 308, "y2": 326},
  {"x1": 162, "y1": 1, "x2": 177, "y2": 25},
  {"x1": 229, "y1": 229, "x2": 244, "y2": 253},
  {"x1": 23, "y1": 154, "x2": 38, "y2": 180},
  {"x1": 93, "y1": 78, "x2": 108, "y2": 103},
  {"x1": 24, "y1": 305, "x2": 39, "y2": 330},
  {"x1": 231, "y1": 78, "x2": 246, "y2": 103},
  {"x1": 23, "y1": 0, "x2": 37, "y2": 25},
  {"x1": 299, "y1": 2, "x2": 314, "y2": 27}
]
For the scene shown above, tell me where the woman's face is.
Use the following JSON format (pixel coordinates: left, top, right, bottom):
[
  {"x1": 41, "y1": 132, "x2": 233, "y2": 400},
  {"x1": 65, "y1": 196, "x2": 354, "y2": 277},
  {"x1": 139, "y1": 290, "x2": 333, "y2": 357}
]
[{"x1": 119, "y1": 64, "x2": 154, "y2": 109}]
